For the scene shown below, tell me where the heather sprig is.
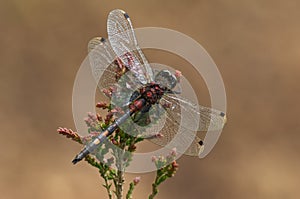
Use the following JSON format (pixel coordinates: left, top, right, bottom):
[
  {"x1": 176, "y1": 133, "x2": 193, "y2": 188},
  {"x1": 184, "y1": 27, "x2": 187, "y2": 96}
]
[
  {"x1": 149, "y1": 148, "x2": 179, "y2": 199},
  {"x1": 57, "y1": 100, "x2": 180, "y2": 199},
  {"x1": 57, "y1": 68, "x2": 181, "y2": 198},
  {"x1": 57, "y1": 127, "x2": 82, "y2": 144},
  {"x1": 57, "y1": 98, "x2": 144, "y2": 199},
  {"x1": 126, "y1": 177, "x2": 140, "y2": 199}
]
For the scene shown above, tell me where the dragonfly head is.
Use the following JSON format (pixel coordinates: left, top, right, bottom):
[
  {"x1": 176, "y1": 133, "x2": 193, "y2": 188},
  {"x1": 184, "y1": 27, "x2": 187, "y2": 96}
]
[{"x1": 154, "y1": 70, "x2": 178, "y2": 90}]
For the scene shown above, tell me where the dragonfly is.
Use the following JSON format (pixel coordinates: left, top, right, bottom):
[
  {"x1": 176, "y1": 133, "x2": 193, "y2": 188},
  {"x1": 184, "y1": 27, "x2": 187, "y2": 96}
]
[{"x1": 72, "y1": 9, "x2": 226, "y2": 164}]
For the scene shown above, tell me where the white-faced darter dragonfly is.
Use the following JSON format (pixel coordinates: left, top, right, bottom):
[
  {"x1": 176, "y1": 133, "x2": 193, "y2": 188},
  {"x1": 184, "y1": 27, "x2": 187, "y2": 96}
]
[{"x1": 72, "y1": 9, "x2": 227, "y2": 164}]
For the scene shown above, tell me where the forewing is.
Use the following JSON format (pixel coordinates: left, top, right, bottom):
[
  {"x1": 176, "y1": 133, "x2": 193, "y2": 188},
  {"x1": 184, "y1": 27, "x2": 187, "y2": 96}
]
[
  {"x1": 88, "y1": 37, "x2": 141, "y2": 96},
  {"x1": 88, "y1": 37, "x2": 120, "y2": 91},
  {"x1": 107, "y1": 9, "x2": 154, "y2": 84}
]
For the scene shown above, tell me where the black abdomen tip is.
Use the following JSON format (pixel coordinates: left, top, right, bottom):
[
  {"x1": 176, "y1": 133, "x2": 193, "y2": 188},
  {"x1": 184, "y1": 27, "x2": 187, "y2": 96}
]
[{"x1": 72, "y1": 157, "x2": 80, "y2": 165}]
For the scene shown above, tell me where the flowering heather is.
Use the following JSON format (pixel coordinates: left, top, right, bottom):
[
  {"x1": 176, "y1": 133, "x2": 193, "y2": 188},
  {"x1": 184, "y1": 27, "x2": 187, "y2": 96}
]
[{"x1": 57, "y1": 83, "x2": 180, "y2": 199}]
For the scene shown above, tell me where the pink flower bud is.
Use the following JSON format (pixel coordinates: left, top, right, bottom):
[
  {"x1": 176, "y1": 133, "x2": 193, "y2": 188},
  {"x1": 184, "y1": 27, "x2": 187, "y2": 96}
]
[
  {"x1": 109, "y1": 86, "x2": 116, "y2": 93},
  {"x1": 96, "y1": 113, "x2": 102, "y2": 121},
  {"x1": 170, "y1": 148, "x2": 177, "y2": 156},
  {"x1": 133, "y1": 176, "x2": 141, "y2": 185},
  {"x1": 151, "y1": 156, "x2": 158, "y2": 162},
  {"x1": 155, "y1": 133, "x2": 164, "y2": 139},
  {"x1": 96, "y1": 102, "x2": 107, "y2": 109},
  {"x1": 111, "y1": 108, "x2": 118, "y2": 113},
  {"x1": 174, "y1": 70, "x2": 182, "y2": 81},
  {"x1": 172, "y1": 161, "x2": 179, "y2": 168},
  {"x1": 102, "y1": 88, "x2": 112, "y2": 98},
  {"x1": 111, "y1": 138, "x2": 118, "y2": 145}
]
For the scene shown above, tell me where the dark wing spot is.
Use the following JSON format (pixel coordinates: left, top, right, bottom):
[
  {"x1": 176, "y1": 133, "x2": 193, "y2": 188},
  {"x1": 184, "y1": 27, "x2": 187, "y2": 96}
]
[
  {"x1": 124, "y1": 13, "x2": 130, "y2": 19},
  {"x1": 198, "y1": 140, "x2": 204, "y2": 146},
  {"x1": 220, "y1": 112, "x2": 225, "y2": 117},
  {"x1": 100, "y1": 37, "x2": 105, "y2": 42}
]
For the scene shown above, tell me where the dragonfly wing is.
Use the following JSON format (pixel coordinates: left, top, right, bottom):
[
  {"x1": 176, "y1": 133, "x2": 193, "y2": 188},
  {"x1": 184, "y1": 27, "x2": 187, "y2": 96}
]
[
  {"x1": 88, "y1": 37, "x2": 141, "y2": 99},
  {"x1": 161, "y1": 94, "x2": 227, "y2": 132},
  {"x1": 115, "y1": 101, "x2": 202, "y2": 156},
  {"x1": 107, "y1": 9, "x2": 154, "y2": 84},
  {"x1": 88, "y1": 37, "x2": 119, "y2": 91},
  {"x1": 146, "y1": 111, "x2": 204, "y2": 156}
]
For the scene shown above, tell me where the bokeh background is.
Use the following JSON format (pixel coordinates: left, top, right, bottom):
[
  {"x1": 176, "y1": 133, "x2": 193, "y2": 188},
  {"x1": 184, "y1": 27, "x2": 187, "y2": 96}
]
[{"x1": 1, "y1": 0, "x2": 300, "y2": 198}]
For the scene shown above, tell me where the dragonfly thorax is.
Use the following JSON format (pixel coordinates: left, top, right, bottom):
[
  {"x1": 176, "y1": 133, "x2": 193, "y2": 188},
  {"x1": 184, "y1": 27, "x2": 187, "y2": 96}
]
[{"x1": 139, "y1": 83, "x2": 165, "y2": 105}]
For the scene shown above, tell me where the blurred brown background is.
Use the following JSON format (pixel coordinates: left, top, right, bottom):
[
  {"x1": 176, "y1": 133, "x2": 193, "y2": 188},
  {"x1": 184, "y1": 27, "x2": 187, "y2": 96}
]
[{"x1": 1, "y1": 0, "x2": 300, "y2": 198}]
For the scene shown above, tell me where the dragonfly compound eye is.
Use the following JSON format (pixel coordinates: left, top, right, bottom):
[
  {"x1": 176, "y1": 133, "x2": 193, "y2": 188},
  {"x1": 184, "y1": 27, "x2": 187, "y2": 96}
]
[{"x1": 154, "y1": 70, "x2": 177, "y2": 90}]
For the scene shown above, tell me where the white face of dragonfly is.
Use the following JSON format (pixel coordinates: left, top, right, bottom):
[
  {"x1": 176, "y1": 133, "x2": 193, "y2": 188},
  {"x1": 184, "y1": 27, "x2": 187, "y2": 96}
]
[{"x1": 154, "y1": 69, "x2": 178, "y2": 90}]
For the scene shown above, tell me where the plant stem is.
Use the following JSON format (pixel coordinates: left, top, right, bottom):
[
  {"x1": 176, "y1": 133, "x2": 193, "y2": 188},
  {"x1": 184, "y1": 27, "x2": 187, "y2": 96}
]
[
  {"x1": 98, "y1": 165, "x2": 112, "y2": 199},
  {"x1": 149, "y1": 168, "x2": 170, "y2": 199},
  {"x1": 148, "y1": 182, "x2": 158, "y2": 199},
  {"x1": 114, "y1": 142, "x2": 125, "y2": 199},
  {"x1": 84, "y1": 156, "x2": 114, "y2": 199},
  {"x1": 148, "y1": 173, "x2": 160, "y2": 199},
  {"x1": 116, "y1": 169, "x2": 124, "y2": 199},
  {"x1": 103, "y1": 178, "x2": 113, "y2": 199},
  {"x1": 126, "y1": 182, "x2": 135, "y2": 199}
]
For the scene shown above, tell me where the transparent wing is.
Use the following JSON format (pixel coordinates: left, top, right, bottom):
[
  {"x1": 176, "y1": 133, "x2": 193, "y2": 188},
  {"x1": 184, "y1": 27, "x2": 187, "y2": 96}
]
[
  {"x1": 119, "y1": 103, "x2": 168, "y2": 138},
  {"x1": 107, "y1": 9, "x2": 154, "y2": 84},
  {"x1": 146, "y1": 110, "x2": 204, "y2": 156},
  {"x1": 88, "y1": 37, "x2": 141, "y2": 94},
  {"x1": 110, "y1": 83, "x2": 203, "y2": 156},
  {"x1": 161, "y1": 94, "x2": 227, "y2": 132},
  {"x1": 88, "y1": 37, "x2": 120, "y2": 91}
]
